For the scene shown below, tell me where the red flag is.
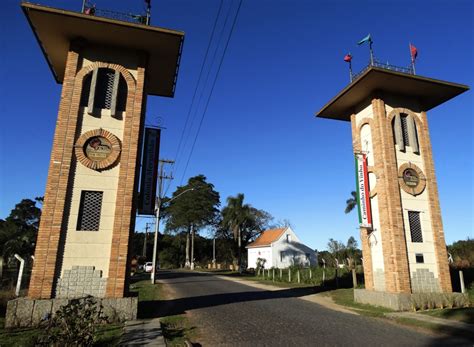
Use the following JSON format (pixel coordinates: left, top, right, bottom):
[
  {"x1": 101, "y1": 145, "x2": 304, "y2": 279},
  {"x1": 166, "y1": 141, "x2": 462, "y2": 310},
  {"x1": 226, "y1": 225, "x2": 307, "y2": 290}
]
[
  {"x1": 344, "y1": 53, "x2": 352, "y2": 63},
  {"x1": 410, "y1": 44, "x2": 418, "y2": 61}
]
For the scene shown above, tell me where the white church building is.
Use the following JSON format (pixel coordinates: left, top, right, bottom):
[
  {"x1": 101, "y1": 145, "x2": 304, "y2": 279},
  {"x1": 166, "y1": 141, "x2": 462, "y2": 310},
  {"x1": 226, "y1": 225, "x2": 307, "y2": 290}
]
[{"x1": 246, "y1": 227, "x2": 317, "y2": 269}]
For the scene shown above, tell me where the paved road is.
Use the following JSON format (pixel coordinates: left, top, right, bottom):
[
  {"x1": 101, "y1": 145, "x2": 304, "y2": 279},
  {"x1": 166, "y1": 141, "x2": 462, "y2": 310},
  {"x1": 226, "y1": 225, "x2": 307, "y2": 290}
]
[{"x1": 153, "y1": 270, "x2": 469, "y2": 346}]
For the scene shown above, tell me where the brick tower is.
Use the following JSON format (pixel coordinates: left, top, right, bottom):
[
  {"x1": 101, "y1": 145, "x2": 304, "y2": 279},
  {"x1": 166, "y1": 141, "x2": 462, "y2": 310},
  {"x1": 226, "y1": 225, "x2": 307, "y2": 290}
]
[
  {"x1": 316, "y1": 66, "x2": 468, "y2": 308},
  {"x1": 21, "y1": 3, "x2": 183, "y2": 300}
]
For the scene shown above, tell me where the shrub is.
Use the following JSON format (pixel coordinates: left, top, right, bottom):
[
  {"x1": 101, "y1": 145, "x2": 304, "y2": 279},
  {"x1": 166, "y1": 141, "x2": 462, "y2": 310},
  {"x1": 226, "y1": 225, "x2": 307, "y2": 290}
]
[{"x1": 37, "y1": 296, "x2": 108, "y2": 346}]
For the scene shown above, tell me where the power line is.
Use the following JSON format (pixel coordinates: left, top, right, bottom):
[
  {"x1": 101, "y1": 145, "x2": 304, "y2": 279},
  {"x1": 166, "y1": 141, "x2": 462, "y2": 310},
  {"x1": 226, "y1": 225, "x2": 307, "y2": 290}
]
[
  {"x1": 165, "y1": 0, "x2": 224, "y2": 196},
  {"x1": 176, "y1": 1, "x2": 235, "y2": 185},
  {"x1": 172, "y1": 0, "x2": 224, "y2": 166},
  {"x1": 180, "y1": 0, "x2": 243, "y2": 184}
]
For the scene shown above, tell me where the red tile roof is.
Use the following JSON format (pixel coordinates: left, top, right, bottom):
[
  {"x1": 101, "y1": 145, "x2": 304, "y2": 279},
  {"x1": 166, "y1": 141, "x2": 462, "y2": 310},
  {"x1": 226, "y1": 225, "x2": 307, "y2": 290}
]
[{"x1": 246, "y1": 228, "x2": 286, "y2": 248}]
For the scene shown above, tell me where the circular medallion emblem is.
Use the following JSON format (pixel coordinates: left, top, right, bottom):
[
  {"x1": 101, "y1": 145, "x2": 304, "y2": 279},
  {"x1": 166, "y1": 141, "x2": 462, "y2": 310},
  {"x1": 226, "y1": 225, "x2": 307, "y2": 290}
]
[
  {"x1": 85, "y1": 136, "x2": 112, "y2": 161},
  {"x1": 402, "y1": 168, "x2": 419, "y2": 188},
  {"x1": 75, "y1": 129, "x2": 121, "y2": 171},
  {"x1": 398, "y1": 163, "x2": 426, "y2": 196}
]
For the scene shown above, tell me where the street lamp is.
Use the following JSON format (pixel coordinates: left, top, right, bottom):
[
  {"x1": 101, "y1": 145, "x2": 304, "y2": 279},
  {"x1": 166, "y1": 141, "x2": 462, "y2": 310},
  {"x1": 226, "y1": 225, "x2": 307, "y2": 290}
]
[{"x1": 150, "y1": 187, "x2": 195, "y2": 283}]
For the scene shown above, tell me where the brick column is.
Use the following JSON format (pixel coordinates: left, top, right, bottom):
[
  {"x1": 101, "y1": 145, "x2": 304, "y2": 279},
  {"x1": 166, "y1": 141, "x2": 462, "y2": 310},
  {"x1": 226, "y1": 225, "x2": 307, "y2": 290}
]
[
  {"x1": 371, "y1": 98, "x2": 411, "y2": 293},
  {"x1": 29, "y1": 47, "x2": 81, "y2": 299},
  {"x1": 106, "y1": 65, "x2": 146, "y2": 298},
  {"x1": 419, "y1": 112, "x2": 452, "y2": 293}
]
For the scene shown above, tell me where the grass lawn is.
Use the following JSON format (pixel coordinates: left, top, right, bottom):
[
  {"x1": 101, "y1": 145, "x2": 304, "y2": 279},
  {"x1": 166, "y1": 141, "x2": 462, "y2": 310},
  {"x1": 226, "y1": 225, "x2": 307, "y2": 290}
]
[
  {"x1": 0, "y1": 317, "x2": 41, "y2": 346},
  {"x1": 0, "y1": 316, "x2": 123, "y2": 346},
  {"x1": 216, "y1": 271, "x2": 321, "y2": 289},
  {"x1": 160, "y1": 315, "x2": 198, "y2": 347},
  {"x1": 130, "y1": 274, "x2": 163, "y2": 301}
]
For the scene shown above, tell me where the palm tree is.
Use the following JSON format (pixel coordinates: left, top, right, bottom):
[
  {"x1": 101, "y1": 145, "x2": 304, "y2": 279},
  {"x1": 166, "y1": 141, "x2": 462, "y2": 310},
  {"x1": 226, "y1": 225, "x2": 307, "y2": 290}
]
[
  {"x1": 221, "y1": 193, "x2": 252, "y2": 269},
  {"x1": 345, "y1": 191, "x2": 358, "y2": 214}
]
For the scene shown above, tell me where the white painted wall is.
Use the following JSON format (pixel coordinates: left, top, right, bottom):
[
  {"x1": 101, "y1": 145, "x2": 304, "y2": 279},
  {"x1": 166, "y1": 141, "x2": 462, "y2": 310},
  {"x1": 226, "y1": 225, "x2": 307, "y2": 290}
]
[
  {"x1": 247, "y1": 227, "x2": 317, "y2": 269},
  {"x1": 247, "y1": 247, "x2": 272, "y2": 269}
]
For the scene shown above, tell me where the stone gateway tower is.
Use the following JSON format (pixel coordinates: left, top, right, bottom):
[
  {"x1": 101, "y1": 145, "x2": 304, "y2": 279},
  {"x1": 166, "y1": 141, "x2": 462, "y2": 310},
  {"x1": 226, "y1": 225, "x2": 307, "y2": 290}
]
[
  {"x1": 6, "y1": 3, "x2": 183, "y2": 325},
  {"x1": 317, "y1": 66, "x2": 468, "y2": 309}
]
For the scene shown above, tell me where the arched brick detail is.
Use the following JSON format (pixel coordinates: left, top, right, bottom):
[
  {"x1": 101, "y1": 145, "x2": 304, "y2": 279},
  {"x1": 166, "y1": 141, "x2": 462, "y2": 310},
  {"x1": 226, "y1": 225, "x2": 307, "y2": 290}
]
[
  {"x1": 75, "y1": 62, "x2": 136, "y2": 94},
  {"x1": 367, "y1": 166, "x2": 377, "y2": 197},
  {"x1": 387, "y1": 107, "x2": 423, "y2": 134},
  {"x1": 357, "y1": 117, "x2": 375, "y2": 132}
]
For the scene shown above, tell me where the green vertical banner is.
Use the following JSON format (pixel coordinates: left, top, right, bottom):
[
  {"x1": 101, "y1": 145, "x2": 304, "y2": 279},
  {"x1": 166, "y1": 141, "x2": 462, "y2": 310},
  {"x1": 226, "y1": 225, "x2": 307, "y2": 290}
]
[{"x1": 355, "y1": 153, "x2": 372, "y2": 228}]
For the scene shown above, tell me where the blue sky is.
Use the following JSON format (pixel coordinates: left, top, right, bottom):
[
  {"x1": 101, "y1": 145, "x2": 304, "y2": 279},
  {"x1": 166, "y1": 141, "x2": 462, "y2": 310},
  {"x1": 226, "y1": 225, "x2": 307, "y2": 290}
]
[{"x1": 1, "y1": 0, "x2": 472, "y2": 251}]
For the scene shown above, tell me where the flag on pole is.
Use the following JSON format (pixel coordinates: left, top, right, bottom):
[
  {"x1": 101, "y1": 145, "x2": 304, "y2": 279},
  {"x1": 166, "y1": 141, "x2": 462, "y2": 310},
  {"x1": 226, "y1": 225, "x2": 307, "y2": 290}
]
[
  {"x1": 354, "y1": 153, "x2": 372, "y2": 228},
  {"x1": 357, "y1": 34, "x2": 372, "y2": 45},
  {"x1": 344, "y1": 53, "x2": 352, "y2": 62},
  {"x1": 410, "y1": 43, "x2": 418, "y2": 62}
]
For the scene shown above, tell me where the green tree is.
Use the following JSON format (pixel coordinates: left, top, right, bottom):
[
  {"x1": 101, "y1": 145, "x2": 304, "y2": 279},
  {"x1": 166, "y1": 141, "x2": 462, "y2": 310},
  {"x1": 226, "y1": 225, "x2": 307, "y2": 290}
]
[
  {"x1": 163, "y1": 175, "x2": 220, "y2": 268},
  {"x1": 344, "y1": 191, "x2": 358, "y2": 214},
  {"x1": 326, "y1": 236, "x2": 362, "y2": 268},
  {"x1": 221, "y1": 194, "x2": 273, "y2": 268},
  {"x1": 0, "y1": 198, "x2": 42, "y2": 263},
  {"x1": 448, "y1": 238, "x2": 474, "y2": 268},
  {"x1": 345, "y1": 236, "x2": 361, "y2": 268}
]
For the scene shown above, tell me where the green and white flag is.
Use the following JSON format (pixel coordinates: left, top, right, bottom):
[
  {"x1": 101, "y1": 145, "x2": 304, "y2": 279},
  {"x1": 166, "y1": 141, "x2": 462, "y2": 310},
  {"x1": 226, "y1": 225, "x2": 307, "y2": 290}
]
[{"x1": 354, "y1": 153, "x2": 372, "y2": 228}]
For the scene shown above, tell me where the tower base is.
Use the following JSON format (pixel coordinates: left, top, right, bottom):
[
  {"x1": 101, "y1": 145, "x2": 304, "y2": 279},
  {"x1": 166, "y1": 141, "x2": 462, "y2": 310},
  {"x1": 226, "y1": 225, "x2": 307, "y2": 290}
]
[
  {"x1": 354, "y1": 289, "x2": 469, "y2": 311},
  {"x1": 5, "y1": 297, "x2": 138, "y2": 328}
]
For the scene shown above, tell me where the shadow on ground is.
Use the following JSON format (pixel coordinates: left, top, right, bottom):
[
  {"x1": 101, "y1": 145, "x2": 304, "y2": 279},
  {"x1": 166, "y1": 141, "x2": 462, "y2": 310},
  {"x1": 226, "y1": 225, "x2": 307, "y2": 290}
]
[{"x1": 138, "y1": 270, "x2": 341, "y2": 319}]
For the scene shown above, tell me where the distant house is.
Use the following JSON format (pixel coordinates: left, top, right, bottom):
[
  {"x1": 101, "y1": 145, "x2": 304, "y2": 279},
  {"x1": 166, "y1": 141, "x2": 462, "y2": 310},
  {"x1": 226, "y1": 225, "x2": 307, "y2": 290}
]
[{"x1": 246, "y1": 227, "x2": 317, "y2": 269}]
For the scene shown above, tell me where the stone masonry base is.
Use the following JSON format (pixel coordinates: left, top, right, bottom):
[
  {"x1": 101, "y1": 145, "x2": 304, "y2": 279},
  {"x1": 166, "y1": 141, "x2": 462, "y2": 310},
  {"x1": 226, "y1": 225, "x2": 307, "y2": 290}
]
[
  {"x1": 5, "y1": 296, "x2": 138, "y2": 328},
  {"x1": 354, "y1": 289, "x2": 468, "y2": 311}
]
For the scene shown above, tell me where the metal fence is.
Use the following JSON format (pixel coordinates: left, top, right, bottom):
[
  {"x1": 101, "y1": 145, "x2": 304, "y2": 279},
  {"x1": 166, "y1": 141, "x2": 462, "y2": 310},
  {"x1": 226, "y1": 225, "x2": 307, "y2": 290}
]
[{"x1": 352, "y1": 60, "x2": 414, "y2": 81}]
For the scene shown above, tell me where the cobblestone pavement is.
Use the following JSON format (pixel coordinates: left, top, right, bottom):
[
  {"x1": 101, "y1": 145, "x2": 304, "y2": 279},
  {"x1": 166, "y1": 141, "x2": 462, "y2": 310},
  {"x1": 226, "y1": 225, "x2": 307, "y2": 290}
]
[{"x1": 155, "y1": 270, "x2": 471, "y2": 346}]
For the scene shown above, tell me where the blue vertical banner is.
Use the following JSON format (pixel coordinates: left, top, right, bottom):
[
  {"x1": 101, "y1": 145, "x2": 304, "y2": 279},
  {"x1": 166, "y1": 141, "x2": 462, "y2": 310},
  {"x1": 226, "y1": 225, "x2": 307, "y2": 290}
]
[{"x1": 138, "y1": 128, "x2": 161, "y2": 215}]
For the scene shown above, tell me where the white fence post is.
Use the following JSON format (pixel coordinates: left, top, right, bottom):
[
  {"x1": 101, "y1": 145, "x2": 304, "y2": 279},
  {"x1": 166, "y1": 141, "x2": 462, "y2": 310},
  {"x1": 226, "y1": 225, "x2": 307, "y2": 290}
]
[
  {"x1": 14, "y1": 254, "x2": 25, "y2": 297},
  {"x1": 460, "y1": 270, "x2": 466, "y2": 294}
]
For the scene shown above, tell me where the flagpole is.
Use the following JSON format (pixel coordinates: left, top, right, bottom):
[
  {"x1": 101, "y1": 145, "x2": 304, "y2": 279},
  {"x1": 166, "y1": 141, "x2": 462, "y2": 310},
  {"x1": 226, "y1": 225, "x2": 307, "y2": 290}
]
[
  {"x1": 146, "y1": 0, "x2": 151, "y2": 25},
  {"x1": 349, "y1": 60, "x2": 353, "y2": 82},
  {"x1": 369, "y1": 40, "x2": 374, "y2": 66},
  {"x1": 409, "y1": 42, "x2": 416, "y2": 75}
]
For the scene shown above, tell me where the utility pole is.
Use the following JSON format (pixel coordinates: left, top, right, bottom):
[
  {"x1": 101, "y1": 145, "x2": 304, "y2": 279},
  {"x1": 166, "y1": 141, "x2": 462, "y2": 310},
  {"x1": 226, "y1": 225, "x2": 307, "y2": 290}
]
[
  {"x1": 151, "y1": 159, "x2": 174, "y2": 284},
  {"x1": 190, "y1": 224, "x2": 195, "y2": 270},
  {"x1": 142, "y1": 223, "x2": 151, "y2": 258},
  {"x1": 212, "y1": 237, "x2": 216, "y2": 268}
]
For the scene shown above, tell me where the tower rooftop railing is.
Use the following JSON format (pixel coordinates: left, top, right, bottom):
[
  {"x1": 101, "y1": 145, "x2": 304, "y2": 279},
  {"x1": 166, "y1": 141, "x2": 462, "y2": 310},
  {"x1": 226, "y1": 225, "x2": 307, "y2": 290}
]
[
  {"x1": 351, "y1": 60, "x2": 414, "y2": 82},
  {"x1": 82, "y1": 4, "x2": 150, "y2": 25}
]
